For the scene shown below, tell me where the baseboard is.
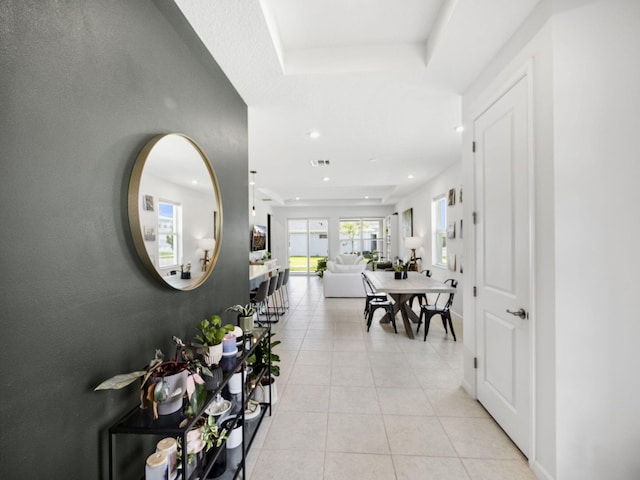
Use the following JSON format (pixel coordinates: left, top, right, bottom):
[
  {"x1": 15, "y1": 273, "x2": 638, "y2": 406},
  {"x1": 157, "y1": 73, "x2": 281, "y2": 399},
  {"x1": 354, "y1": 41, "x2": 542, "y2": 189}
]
[{"x1": 530, "y1": 459, "x2": 554, "y2": 480}]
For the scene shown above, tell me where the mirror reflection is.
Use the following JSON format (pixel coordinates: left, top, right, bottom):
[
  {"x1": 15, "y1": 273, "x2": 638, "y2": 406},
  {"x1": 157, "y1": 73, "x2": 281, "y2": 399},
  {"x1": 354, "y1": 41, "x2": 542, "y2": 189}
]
[{"x1": 128, "y1": 134, "x2": 222, "y2": 290}]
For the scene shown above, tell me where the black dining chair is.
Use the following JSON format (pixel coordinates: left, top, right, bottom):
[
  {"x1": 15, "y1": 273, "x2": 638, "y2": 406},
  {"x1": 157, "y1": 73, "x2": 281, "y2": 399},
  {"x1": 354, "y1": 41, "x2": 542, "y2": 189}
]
[
  {"x1": 409, "y1": 269, "x2": 432, "y2": 309},
  {"x1": 416, "y1": 278, "x2": 457, "y2": 341},
  {"x1": 361, "y1": 273, "x2": 397, "y2": 333},
  {"x1": 360, "y1": 272, "x2": 388, "y2": 317}
]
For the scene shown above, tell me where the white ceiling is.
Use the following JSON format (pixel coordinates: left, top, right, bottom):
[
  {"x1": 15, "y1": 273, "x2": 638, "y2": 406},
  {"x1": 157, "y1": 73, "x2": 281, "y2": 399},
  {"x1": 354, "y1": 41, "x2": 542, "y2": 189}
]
[{"x1": 174, "y1": 0, "x2": 540, "y2": 207}]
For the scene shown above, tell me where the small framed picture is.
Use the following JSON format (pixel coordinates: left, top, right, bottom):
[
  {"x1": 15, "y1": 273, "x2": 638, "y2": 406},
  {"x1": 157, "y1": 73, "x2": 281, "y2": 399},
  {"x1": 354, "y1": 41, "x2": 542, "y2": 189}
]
[
  {"x1": 144, "y1": 226, "x2": 156, "y2": 241},
  {"x1": 447, "y1": 222, "x2": 456, "y2": 239},
  {"x1": 459, "y1": 186, "x2": 463, "y2": 203},
  {"x1": 448, "y1": 188, "x2": 456, "y2": 206},
  {"x1": 143, "y1": 195, "x2": 154, "y2": 212}
]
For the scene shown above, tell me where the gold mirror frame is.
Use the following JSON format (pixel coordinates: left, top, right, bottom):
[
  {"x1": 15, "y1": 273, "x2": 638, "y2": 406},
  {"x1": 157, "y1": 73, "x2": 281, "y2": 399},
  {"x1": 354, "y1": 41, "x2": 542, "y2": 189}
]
[{"x1": 128, "y1": 134, "x2": 223, "y2": 291}]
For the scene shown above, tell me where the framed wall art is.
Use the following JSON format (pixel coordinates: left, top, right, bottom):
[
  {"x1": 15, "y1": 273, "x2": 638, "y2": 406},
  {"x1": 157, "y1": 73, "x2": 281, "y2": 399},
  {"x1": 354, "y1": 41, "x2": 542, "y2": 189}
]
[{"x1": 402, "y1": 208, "x2": 413, "y2": 238}]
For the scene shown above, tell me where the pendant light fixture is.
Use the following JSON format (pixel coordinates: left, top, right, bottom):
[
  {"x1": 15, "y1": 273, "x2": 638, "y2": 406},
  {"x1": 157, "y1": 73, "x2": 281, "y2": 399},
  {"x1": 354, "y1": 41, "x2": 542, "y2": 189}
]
[{"x1": 250, "y1": 170, "x2": 257, "y2": 216}]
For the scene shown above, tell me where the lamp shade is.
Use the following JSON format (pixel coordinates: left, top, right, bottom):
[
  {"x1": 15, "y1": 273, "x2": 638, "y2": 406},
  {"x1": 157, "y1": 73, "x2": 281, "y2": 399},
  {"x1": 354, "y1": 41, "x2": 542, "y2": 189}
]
[
  {"x1": 199, "y1": 238, "x2": 215, "y2": 251},
  {"x1": 404, "y1": 236, "x2": 421, "y2": 250}
]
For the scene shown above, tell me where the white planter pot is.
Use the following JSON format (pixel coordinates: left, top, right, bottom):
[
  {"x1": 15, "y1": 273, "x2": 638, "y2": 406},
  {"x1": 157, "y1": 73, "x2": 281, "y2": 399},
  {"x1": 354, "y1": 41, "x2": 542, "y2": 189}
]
[
  {"x1": 253, "y1": 377, "x2": 278, "y2": 405},
  {"x1": 204, "y1": 344, "x2": 223, "y2": 366},
  {"x1": 228, "y1": 372, "x2": 243, "y2": 394},
  {"x1": 155, "y1": 369, "x2": 188, "y2": 415}
]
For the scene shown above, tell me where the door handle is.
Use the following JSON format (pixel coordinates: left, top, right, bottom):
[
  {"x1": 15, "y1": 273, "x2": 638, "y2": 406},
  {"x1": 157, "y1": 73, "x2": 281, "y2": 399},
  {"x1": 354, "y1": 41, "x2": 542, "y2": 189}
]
[{"x1": 506, "y1": 308, "x2": 528, "y2": 320}]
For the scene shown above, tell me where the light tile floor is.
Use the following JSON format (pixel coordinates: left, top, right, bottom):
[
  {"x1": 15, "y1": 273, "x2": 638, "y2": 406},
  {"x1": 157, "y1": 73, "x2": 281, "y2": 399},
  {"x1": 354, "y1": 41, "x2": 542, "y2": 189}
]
[{"x1": 245, "y1": 276, "x2": 537, "y2": 480}]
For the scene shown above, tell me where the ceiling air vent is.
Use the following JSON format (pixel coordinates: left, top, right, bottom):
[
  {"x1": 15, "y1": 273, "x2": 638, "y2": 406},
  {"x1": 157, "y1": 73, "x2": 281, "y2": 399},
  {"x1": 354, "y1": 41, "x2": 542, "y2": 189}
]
[
  {"x1": 260, "y1": 198, "x2": 272, "y2": 202},
  {"x1": 310, "y1": 159, "x2": 331, "y2": 167}
]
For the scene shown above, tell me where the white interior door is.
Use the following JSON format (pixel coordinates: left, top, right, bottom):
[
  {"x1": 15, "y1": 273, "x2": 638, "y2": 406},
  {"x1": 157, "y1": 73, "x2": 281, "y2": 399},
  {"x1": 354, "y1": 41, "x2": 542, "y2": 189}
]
[{"x1": 474, "y1": 76, "x2": 531, "y2": 456}]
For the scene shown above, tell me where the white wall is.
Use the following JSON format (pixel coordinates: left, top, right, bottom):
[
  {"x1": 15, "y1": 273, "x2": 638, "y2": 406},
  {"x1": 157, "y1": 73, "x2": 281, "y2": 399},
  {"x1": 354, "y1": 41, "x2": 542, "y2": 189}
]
[
  {"x1": 394, "y1": 161, "x2": 464, "y2": 317},
  {"x1": 553, "y1": 1, "x2": 640, "y2": 478},
  {"x1": 462, "y1": 2, "x2": 556, "y2": 478}
]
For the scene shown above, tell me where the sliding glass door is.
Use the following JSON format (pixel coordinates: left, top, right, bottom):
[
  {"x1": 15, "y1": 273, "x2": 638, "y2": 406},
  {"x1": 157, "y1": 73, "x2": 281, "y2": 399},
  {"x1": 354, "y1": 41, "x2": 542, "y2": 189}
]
[{"x1": 288, "y1": 218, "x2": 329, "y2": 274}]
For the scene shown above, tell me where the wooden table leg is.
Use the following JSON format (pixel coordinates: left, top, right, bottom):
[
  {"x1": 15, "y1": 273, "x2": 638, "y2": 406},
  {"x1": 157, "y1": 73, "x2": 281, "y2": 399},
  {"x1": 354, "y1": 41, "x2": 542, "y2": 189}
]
[{"x1": 379, "y1": 294, "x2": 416, "y2": 339}]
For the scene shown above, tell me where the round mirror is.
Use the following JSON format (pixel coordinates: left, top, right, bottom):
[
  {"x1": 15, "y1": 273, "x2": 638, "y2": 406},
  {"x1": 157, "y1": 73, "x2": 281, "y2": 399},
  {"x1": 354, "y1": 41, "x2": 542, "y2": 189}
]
[{"x1": 128, "y1": 134, "x2": 222, "y2": 290}]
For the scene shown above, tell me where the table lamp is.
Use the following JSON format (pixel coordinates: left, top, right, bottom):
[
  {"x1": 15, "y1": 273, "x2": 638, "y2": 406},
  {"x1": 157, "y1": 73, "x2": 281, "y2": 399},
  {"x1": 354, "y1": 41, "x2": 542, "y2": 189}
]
[
  {"x1": 405, "y1": 236, "x2": 421, "y2": 269},
  {"x1": 199, "y1": 238, "x2": 215, "y2": 271}
]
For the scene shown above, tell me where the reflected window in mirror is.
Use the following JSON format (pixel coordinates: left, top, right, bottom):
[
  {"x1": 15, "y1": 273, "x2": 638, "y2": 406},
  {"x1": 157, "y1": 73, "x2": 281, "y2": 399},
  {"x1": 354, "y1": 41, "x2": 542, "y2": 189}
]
[{"x1": 158, "y1": 201, "x2": 181, "y2": 269}]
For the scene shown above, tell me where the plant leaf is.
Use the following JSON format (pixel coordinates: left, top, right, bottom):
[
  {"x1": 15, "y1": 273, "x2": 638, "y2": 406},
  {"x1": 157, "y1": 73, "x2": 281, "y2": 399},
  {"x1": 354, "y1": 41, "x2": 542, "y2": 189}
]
[
  {"x1": 191, "y1": 381, "x2": 207, "y2": 413},
  {"x1": 94, "y1": 371, "x2": 146, "y2": 390}
]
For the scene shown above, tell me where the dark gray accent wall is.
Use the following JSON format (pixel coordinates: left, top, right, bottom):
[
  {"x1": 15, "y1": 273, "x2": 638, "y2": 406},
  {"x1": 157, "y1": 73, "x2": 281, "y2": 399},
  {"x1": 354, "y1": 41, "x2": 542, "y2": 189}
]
[{"x1": 0, "y1": 1, "x2": 248, "y2": 477}]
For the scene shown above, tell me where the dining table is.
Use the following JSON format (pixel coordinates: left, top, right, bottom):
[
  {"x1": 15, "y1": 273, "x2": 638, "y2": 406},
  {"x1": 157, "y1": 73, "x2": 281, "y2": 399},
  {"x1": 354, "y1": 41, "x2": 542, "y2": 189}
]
[{"x1": 364, "y1": 270, "x2": 456, "y2": 339}]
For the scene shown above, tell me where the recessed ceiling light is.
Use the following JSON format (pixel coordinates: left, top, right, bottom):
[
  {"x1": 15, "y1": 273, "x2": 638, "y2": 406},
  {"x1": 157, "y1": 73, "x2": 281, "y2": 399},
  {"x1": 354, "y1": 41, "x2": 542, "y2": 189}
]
[
  {"x1": 454, "y1": 125, "x2": 465, "y2": 133},
  {"x1": 308, "y1": 130, "x2": 321, "y2": 139},
  {"x1": 364, "y1": 195, "x2": 369, "y2": 199},
  {"x1": 323, "y1": 177, "x2": 330, "y2": 182},
  {"x1": 191, "y1": 180, "x2": 198, "y2": 185},
  {"x1": 295, "y1": 196, "x2": 300, "y2": 200},
  {"x1": 408, "y1": 174, "x2": 414, "y2": 179}
]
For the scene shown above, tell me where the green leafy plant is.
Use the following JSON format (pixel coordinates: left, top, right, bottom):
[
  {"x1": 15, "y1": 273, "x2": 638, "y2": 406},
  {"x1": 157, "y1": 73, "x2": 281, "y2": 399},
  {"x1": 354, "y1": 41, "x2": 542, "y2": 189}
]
[
  {"x1": 363, "y1": 250, "x2": 379, "y2": 265},
  {"x1": 201, "y1": 414, "x2": 228, "y2": 451},
  {"x1": 248, "y1": 332, "x2": 281, "y2": 378},
  {"x1": 315, "y1": 257, "x2": 328, "y2": 277},
  {"x1": 196, "y1": 315, "x2": 235, "y2": 346}
]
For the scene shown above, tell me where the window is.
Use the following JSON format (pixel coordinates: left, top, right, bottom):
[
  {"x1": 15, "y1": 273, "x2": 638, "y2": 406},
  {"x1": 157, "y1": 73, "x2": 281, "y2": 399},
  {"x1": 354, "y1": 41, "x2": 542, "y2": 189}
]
[
  {"x1": 287, "y1": 218, "x2": 329, "y2": 273},
  {"x1": 158, "y1": 201, "x2": 181, "y2": 268},
  {"x1": 432, "y1": 196, "x2": 447, "y2": 267},
  {"x1": 339, "y1": 218, "x2": 383, "y2": 256}
]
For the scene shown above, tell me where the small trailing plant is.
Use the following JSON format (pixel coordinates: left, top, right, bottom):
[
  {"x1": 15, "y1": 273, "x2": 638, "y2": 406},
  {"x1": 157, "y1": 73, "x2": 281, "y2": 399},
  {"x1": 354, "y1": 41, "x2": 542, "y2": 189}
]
[
  {"x1": 201, "y1": 414, "x2": 228, "y2": 451},
  {"x1": 94, "y1": 337, "x2": 211, "y2": 419},
  {"x1": 195, "y1": 315, "x2": 235, "y2": 346}
]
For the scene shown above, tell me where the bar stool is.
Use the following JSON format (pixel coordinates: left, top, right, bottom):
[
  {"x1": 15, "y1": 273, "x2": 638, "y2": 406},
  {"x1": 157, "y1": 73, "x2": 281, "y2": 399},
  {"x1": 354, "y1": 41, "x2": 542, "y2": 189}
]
[
  {"x1": 281, "y1": 268, "x2": 290, "y2": 309},
  {"x1": 250, "y1": 279, "x2": 275, "y2": 324},
  {"x1": 273, "y1": 270, "x2": 286, "y2": 316},
  {"x1": 265, "y1": 275, "x2": 280, "y2": 323}
]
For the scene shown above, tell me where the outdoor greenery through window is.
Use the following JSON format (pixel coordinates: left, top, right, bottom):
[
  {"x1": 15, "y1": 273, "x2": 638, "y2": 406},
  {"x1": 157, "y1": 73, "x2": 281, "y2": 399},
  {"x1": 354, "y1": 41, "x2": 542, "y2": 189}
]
[
  {"x1": 287, "y1": 218, "x2": 329, "y2": 273},
  {"x1": 339, "y1": 218, "x2": 383, "y2": 257},
  {"x1": 432, "y1": 196, "x2": 447, "y2": 267},
  {"x1": 158, "y1": 201, "x2": 181, "y2": 268}
]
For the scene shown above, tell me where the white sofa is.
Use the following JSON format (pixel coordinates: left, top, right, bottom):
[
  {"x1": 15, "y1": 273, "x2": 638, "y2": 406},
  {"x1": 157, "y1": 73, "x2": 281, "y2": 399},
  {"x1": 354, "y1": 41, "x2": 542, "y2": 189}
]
[{"x1": 322, "y1": 254, "x2": 367, "y2": 297}]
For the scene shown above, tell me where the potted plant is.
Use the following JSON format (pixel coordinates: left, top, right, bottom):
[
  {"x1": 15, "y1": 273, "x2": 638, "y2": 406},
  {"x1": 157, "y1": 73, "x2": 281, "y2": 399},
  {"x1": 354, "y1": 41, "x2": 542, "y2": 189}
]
[
  {"x1": 95, "y1": 338, "x2": 210, "y2": 419},
  {"x1": 248, "y1": 332, "x2": 280, "y2": 404},
  {"x1": 195, "y1": 315, "x2": 235, "y2": 367},
  {"x1": 315, "y1": 257, "x2": 328, "y2": 277},
  {"x1": 226, "y1": 303, "x2": 256, "y2": 333},
  {"x1": 393, "y1": 262, "x2": 404, "y2": 279}
]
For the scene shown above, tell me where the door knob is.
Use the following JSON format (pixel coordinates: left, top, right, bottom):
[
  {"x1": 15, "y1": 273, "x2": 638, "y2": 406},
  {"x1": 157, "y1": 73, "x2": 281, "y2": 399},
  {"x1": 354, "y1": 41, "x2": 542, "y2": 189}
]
[{"x1": 506, "y1": 308, "x2": 527, "y2": 319}]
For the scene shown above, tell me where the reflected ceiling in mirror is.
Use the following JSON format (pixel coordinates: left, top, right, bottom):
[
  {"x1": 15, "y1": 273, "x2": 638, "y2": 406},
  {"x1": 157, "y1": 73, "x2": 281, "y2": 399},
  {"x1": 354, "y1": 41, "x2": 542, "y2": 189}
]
[{"x1": 128, "y1": 134, "x2": 222, "y2": 290}]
